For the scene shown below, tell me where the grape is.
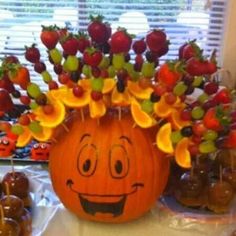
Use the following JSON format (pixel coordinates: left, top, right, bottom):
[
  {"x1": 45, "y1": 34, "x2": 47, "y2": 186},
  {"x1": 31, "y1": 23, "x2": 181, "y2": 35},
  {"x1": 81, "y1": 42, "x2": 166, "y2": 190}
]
[
  {"x1": 41, "y1": 71, "x2": 52, "y2": 83},
  {"x1": 173, "y1": 81, "x2": 187, "y2": 96},
  {"x1": 192, "y1": 76, "x2": 204, "y2": 87},
  {"x1": 203, "y1": 130, "x2": 218, "y2": 140},
  {"x1": 49, "y1": 48, "x2": 62, "y2": 64},
  {"x1": 48, "y1": 81, "x2": 59, "y2": 90},
  {"x1": 112, "y1": 54, "x2": 125, "y2": 70},
  {"x1": 116, "y1": 79, "x2": 125, "y2": 93},
  {"x1": 91, "y1": 78, "x2": 104, "y2": 92},
  {"x1": 150, "y1": 92, "x2": 161, "y2": 103},
  {"x1": 180, "y1": 109, "x2": 192, "y2": 121},
  {"x1": 204, "y1": 81, "x2": 219, "y2": 95},
  {"x1": 165, "y1": 93, "x2": 177, "y2": 105},
  {"x1": 91, "y1": 91, "x2": 103, "y2": 101},
  {"x1": 108, "y1": 65, "x2": 116, "y2": 77},
  {"x1": 141, "y1": 62, "x2": 155, "y2": 78},
  {"x1": 18, "y1": 114, "x2": 30, "y2": 126},
  {"x1": 11, "y1": 90, "x2": 21, "y2": 98},
  {"x1": 199, "y1": 140, "x2": 217, "y2": 153},
  {"x1": 82, "y1": 65, "x2": 91, "y2": 78},
  {"x1": 98, "y1": 56, "x2": 110, "y2": 69},
  {"x1": 171, "y1": 131, "x2": 182, "y2": 143},
  {"x1": 29, "y1": 121, "x2": 42, "y2": 133},
  {"x1": 197, "y1": 92, "x2": 209, "y2": 104},
  {"x1": 141, "y1": 100, "x2": 153, "y2": 114},
  {"x1": 123, "y1": 62, "x2": 134, "y2": 75},
  {"x1": 73, "y1": 85, "x2": 84, "y2": 97},
  {"x1": 181, "y1": 126, "x2": 193, "y2": 137},
  {"x1": 29, "y1": 101, "x2": 38, "y2": 110},
  {"x1": 11, "y1": 124, "x2": 24, "y2": 135},
  {"x1": 129, "y1": 70, "x2": 139, "y2": 81},
  {"x1": 191, "y1": 106, "x2": 205, "y2": 119},
  {"x1": 35, "y1": 93, "x2": 47, "y2": 105},
  {"x1": 64, "y1": 55, "x2": 79, "y2": 72},
  {"x1": 27, "y1": 83, "x2": 41, "y2": 99}
]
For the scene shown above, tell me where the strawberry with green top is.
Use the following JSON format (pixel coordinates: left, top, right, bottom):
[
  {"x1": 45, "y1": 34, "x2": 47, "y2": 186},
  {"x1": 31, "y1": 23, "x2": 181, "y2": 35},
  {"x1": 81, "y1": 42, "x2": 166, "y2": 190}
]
[
  {"x1": 61, "y1": 34, "x2": 79, "y2": 56},
  {"x1": 83, "y1": 47, "x2": 103, "y2": 67},
  {"x1": 180, "y1": 40, "x2": 202, "y2": 60},
  {"x1": 110, "y1": 28, "x2": 132, "y2": 54},
  {"x1": 77, "y1": 32, "x2": 91, "y2": 53},
  {"x1": 40, "y1": 25, "x2": 59, "y2": 49},
  {"x1": 25, "y1": 44, "x2": 40, "y2": 63}
]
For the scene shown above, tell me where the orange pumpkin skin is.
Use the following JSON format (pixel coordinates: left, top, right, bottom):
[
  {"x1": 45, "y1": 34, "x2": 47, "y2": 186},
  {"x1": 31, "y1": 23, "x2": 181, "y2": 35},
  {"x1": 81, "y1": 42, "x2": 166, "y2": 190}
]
[{"x1": 49, "y1": 111, "x2": 169, "y2": 223}]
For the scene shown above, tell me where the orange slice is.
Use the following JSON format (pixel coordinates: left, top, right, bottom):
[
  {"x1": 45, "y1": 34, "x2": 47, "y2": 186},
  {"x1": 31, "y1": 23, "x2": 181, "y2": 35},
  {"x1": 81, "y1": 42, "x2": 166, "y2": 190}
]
[
  {"x1": 154, "y1": 96, "x2": 173, "y2": 118},
  {"x1": 127, "y1": 81, "x2": 153, "y2": 99},
  {"x1": 31, "y1": 126, "x2": 53, "y2": 142},
  {"x1": 130, "y1": 98, "x2": 156, "y2": 128},
  {"x1": 78, "y1": 79, "x2": 91, "y2": 90},
  {"x1": 175, "y1": 137, "x2": 191, "y2": 168},
  {"x1": 89, "y1": 100, "x2": 106, "y2": 118},
  {"x1": 111, "y1": 87, "x2": 131, "y2": 106},
  {"x1": 62, "y1": 88, "x2": 90, "y2": 108},
  {"x1": 102, "y1": 78, "x2": 116, "y2": 94},
  {"x1": 16, "y1": 127, "x2": 32, "y2": 147},
  {"x1": 169, "y1": 109, "x2": 191, "y2": 130},
  {"x1": 48, "y1": 87, "x2": 67, "y2": 100},
  {"x1": 34, "y1": 100, "x2": 66, "y2": 128},
  {"x1": 156, "y1": 122, "x2": 174, "y2": 154}
]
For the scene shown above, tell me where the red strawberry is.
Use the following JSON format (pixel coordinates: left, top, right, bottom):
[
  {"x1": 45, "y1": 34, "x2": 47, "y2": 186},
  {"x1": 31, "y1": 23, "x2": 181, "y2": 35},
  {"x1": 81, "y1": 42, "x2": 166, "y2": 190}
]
[
  {"x1": 203, "y1": 107, "x2": 223, "y2": 131},
  {"x1": 132, "y1": 38, "x2": 146, "y2": 54},
  {"x1": 182, "y1": 41, "x2": 201, "y2": 60},
  {"x1": 0, "y1": 88, "x2": 14, "y2": 112},
  {"x1": 25, "y1": 44, "x2": 40, "y2": 63},
  {"x1": 88, "y1": 15, "x2": 108, "y2": 44},
  {"x1": 213, "y1": 88, "x2": 231, "y2": 104},
  {"x1": 186, "y1": 57, "x2": 206, "y2": 76},
  {"x1": 2, "y1": 56, "x2": 19, "y2": 65},
  {"x1": 40, "y1": 25, "x2": 59, "y2": 49},
  {"x1": 206, "y1": 61, "x2": 217, "y2": 74},
  {"x1": 225, "y1": 130, "x2": 236, "y2": 148},
  {"x1": 156, "y1": 41, "x2": 169, "y2": 57},
  {"x1": 104, "y1": 22, "x2": 112, "y2": 41},
  {"x1": 0, "y1": 74, "x2": 15, "y2": 93},
  {"x1": 61, "y1": 35, "x2": 79, "y2": 55},
  {"x1": 146, "y1": 29, "x2": 167, "y2": 53},
  {"x1": 83, "y1": 48, "x2": 103, "y2": 67},
  {"x1": 110, "y1": 29, "x2": 132, "y2": 54},
  {"x1": 77, "y1": 33, "x2": 91, "y2": 53},
  {"x1": 57, "y1": 27, "x2": 68, "y2": 40}
]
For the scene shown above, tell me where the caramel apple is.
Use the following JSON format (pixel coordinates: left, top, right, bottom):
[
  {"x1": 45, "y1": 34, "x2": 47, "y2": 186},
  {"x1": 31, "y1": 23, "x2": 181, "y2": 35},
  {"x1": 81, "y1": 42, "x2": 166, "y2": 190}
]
[
  {"x1": 2, "y1": 172, "x2": 29, "y2": 198},
  {"x1": 0, "y1": 195, "x2": 24, "y2": 219},
  {"x1": 207, "y1": 180, "x2": 234, "y2": 213},
  {"x1": 16, "y1": 208, "x2": 32, "y2": 236},
  {"x1": 222, "y1": 167, "x2": 236, "y2": 190},
  {"x1": 0, "y1": 218, "x2": 20, "y2": 236},
  {"x1": 175, "y1": 171, "x2": 205, "y2": 207}
]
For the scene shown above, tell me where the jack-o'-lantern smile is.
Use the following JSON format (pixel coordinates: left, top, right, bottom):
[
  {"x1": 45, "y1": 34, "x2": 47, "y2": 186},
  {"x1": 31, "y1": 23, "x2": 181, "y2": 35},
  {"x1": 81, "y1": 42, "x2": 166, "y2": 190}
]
[{"x1": 66, "y1": 179, "x2": 144, "y2": 217}]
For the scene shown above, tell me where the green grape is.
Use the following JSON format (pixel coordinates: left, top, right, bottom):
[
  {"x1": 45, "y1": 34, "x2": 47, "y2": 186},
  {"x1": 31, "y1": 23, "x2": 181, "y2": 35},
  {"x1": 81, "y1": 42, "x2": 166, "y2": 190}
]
[
  {"x1": 203, "y1": 130, "x2": 218, "y2": 141},
  {"x1": 27, "y1": 83, "x2": 41, "y2": 99},
  {"x1": 130, "y1": 70, "x2": 140, "y2": 81},
  {"x1": 112, "y1": 53, "x2": 125, "y2": 70},
  {"x1": 171, "y1": 131, "x2": 183, "y2": 143},
  {"x1": 108, "y1": 65, "x2": 116, "y2": 77},
  {"x1": 64, "y1": 55, "x2": 79, "y2": 72},
  {"x1": 192, "y1": 76, "x2": 203, "y2": 87},
  {"x1": 99, "y1": 56, "x2": 110, "y2": 69},
  {"x1": 123, "y1": 62, "x2": 134, "y2": 75},
  {"x1": 191, "y1": 106, "x2": 205, "y2": 119},
  {"x1": 29, "y1": 101, "x2": 38, "y2": 110},
  {"x1": 141, "y1": 100, "x2": 153, "y2": 114},
  {"x1": 141, "y1": 62, "x2": 155, "y2": 78},
  {"x1": 173, "y1": 82, "x2": 187, "y2": 96},
  {"x1": 91, "y1": 78, "x2": 104, "y2": 92},
  {"x1": 11, "y1": 124, "x2": 24, "y2": 135},
  {"x1": 29, "y1": 121, "x2": 42, "y2": 133},
  {"x1": 49, "y1": 48, "x2": 62, "y2": 64},
  {"x1": 199, "y1": 140, "x2": 217, "y2": 153},
  {"x1": 197, "y1": 92, "x2": 209, "y2": 104},
  {"x1": 82, "y1": 65, "x2": 92, "y2": 78},
  {"x1": 41, "y1": 71, "x2": 52, "y2": 83}
]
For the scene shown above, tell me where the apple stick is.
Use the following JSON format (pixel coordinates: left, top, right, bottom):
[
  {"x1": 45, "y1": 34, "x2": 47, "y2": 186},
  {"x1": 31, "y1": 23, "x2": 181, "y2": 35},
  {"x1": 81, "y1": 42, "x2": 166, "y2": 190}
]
[
  {"x1": 10, "y1": 155, "x2": 15, "y2": 178},
  {"x1": 0, "y1": 205, "x2": 4, "y2": 225},
  {"x1": 5, "y1": 182, "x2": 11, "y2": 205}
]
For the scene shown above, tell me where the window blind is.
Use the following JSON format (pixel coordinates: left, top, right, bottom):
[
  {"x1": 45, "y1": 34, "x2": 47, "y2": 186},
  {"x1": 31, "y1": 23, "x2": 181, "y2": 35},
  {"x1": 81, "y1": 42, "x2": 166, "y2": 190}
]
[{"x1": 0, "y1": 0, "x2": 227, "y2": 91}]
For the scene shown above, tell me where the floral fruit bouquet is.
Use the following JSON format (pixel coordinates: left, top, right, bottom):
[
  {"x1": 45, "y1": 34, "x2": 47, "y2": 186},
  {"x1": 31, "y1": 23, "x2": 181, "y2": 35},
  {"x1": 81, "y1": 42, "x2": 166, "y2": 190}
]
[{"x1": 0, "y1": 15, "x2": 235, "y2": 223}]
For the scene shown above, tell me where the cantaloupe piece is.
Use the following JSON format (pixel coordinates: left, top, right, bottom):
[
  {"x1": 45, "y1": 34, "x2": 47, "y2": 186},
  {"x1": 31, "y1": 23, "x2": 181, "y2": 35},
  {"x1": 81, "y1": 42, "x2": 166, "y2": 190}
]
[
  {"x1": 16, "y1": 127, "x2": 32, "y2": 147},
  {"x1": 130, "y1": 98, "x2": 156, "y2": 128},
  {"x1": 175, "y1": 137, "x2": 191, "y2": 168},
  {"x1": 127, "y1": 81, "x2": 153, "y2": 99},
  {"x1": 156, "y1": 122, "x2": 174, "y2": 154}
]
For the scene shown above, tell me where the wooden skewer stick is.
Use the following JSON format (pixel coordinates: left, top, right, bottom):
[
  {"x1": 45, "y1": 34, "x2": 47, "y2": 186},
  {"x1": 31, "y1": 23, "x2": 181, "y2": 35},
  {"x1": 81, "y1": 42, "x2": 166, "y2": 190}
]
[
  {"x1": 50, "y1": 137, "x2": 58, "y2": 144},
  {"x1": 61, "y1": 123, "x2": 69, "y2": 133},
  {"x1": 0, "y1": 205, "x2": 4, "y2": 225},
  {"x1": 132, "y1": 123, "x2": 137, "y2": 128},
  {"x1": 97, "y1": 118, "x2": 100, "y2": 126},
  {"x1": 80, "y1": 108, "x2": 85, "y2": 122},
  {"x1": 118, "y1": 107, "x2": 122, "y2": 121}
]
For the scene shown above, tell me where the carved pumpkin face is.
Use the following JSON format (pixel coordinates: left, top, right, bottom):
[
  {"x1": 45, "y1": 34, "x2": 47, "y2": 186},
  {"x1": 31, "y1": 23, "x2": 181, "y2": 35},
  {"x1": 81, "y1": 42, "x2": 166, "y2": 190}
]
[
  {"x1": 0, "y1": 136, "x2": 15, "y2": 157},
  {"x1": 49, "y1": 112, "x2": 169, "y2": 223},
  {"x1": 30, "y1": 142, "x2": 51, "y2": 161}
]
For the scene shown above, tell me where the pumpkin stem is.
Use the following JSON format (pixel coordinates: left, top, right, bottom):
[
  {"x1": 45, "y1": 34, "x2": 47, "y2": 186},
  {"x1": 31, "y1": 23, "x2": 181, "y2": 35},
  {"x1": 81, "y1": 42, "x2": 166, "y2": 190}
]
[{"x1": 80, "y1": 108, "x2": 85, "y2": 122}]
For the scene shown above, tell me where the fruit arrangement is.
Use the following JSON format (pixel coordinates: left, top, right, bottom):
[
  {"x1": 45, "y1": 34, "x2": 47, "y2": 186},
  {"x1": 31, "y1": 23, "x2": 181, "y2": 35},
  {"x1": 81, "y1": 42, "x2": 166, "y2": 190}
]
[
  {"x1": 0, "y1": 15, "x2": 236, "y2": 220},
  {"x1": 0, "y1": 170, "x2": 32, "y2": 236}
]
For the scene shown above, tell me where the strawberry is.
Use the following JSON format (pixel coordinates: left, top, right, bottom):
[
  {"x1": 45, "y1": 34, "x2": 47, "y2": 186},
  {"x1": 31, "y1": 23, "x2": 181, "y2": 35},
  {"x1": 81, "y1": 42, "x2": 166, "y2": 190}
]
[
  {"x1": 146, "y1": 29, "x2": 167, "y2": 53},
  {"x1": 0, "y1": 88, "x2": 13, "y2": 112},
  {"x1": 76, "y1": 33, "x2": 91, "y2": 53},
  {"x1": 206, "y1": 61, "x2": 217, "y2": 74},
  {"x1": 83, "y1": 48, "x2": 103, "y2": 67},
  {"x1": 156, "y1": 62, "x2": 183, "y2": 87},
  {"x1": 2, "y1": 56, "x2": 19, "y2": 65},
  {"x1": 224, "y1": 130, "x2": 236, "y2": 148},
  {"x1": 0, "y1": 74, "x2": 15, "y2": 93},
  {"x1": 186, "y1": 57, "x2": 207, "y2": 76},
  {"x1": 110, "y1": 28, "x2": 132, "y2": 54},
  {"x1": 25, "y1": 44, "x2": 40, "y2": 63},
  {"x1": 181, "y1": 40, "x2": 201, "y2": 60},
  {"x1": 57, "y1": 27, "x2": 68, "y2": 40},
  {"x1": 213, "y1": 88, "x2": 231, "y2": 104},
  {"x1": 88, "y1": 15, "x2": 108, "y2": 44},
  {"x1": 61, "y1": 35, "x2": 79, "y2": 55},
  {"x1": 132, "y1": 38, "x2": 146, "y2": 54},
  {"x1": 40, "y1": 25, "x2": 59, "y2": 49}
]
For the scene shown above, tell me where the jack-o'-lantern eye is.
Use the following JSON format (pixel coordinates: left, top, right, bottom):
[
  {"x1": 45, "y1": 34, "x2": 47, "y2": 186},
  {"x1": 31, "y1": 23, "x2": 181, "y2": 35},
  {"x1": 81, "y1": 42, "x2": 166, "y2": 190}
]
[
  {"x1": 77, "y1": 144, "x2": 97, "y2": 177},
  {"x1": 109, "y1": 145, "x2": 129, "y2": 179}
]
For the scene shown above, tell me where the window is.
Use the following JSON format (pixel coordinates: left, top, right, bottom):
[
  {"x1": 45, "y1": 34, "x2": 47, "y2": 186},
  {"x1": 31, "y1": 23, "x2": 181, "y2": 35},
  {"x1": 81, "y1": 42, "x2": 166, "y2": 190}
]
[{"x1": 0, "y1": 0, "x2": 228, "y2": 91}]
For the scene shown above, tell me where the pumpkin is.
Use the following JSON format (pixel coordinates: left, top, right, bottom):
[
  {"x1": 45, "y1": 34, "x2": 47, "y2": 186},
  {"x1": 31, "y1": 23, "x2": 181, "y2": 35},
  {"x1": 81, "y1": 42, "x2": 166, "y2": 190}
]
[
  {"x1": 30, "y1": 142, "x2": 51, "y2": 161},
  {"x1": 0, "y1": 136, "x2": 16, "y2": 157},
  {"x1": 49, "y1": 110, "x2": 169, "y2": 223}
]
